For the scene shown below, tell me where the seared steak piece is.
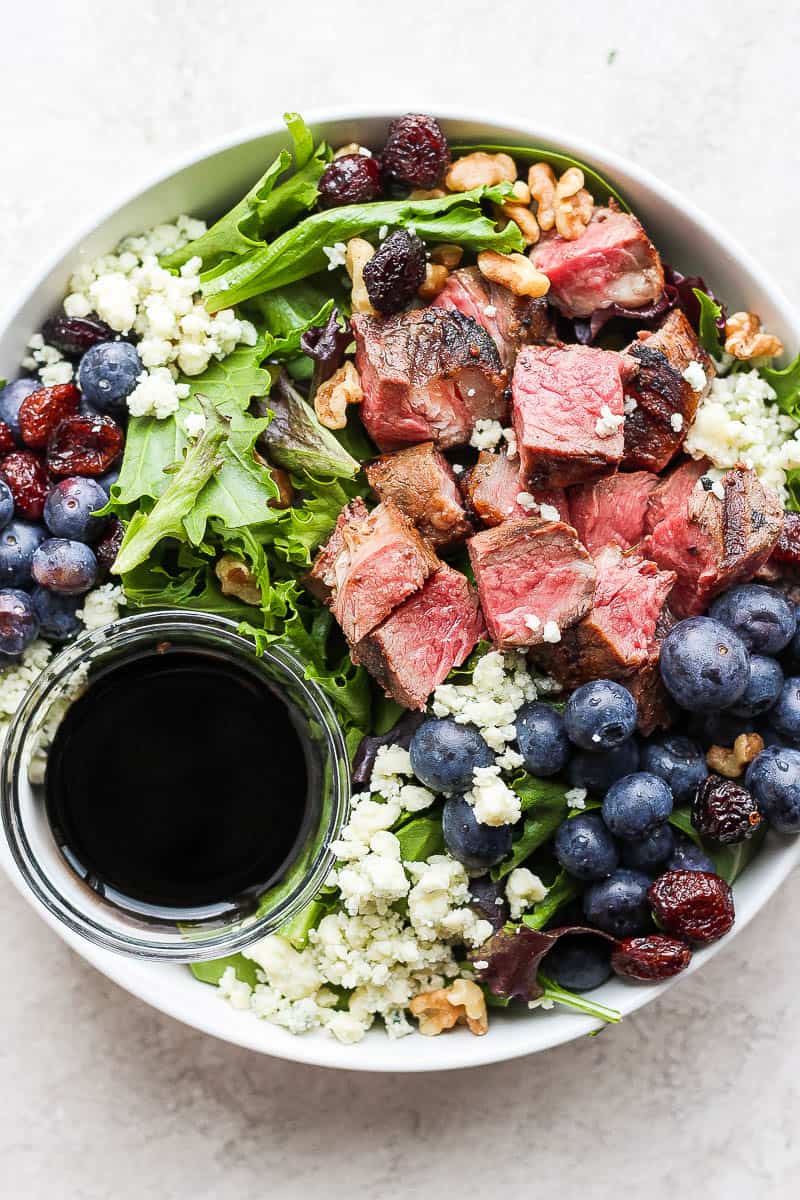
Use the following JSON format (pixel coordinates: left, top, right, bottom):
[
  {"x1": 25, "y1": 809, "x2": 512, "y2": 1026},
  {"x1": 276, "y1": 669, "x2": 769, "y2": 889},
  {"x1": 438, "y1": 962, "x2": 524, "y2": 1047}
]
[
  {"x1": 512, "y1": 344, "x2": 625, "y2": 488},
  {"x1": 366, "y1": 441, "x2": 472, "y2": 550},
  {"x1": 308, "y1": 499, "x2": 439, "y2": 644},
  {"x1": 765, "y1": 510, "x2": 800, "y2": 577},
  {"x1": 354, "y1": 564, "x2": 485, "y2": 710},
  {"x1": 621, "y1": 310, "x2": 714, "y2": 472},
  {"x1": 305, "y1": 497, "x2": 370, "y2": 603},
  {"x1": 568, "y1": 470, "x2": 659, "y2": 554},
  {"x1": 433, "y1": 266, "x2": 556, "y2": 369},
  {"x1": 460, "y1": 450, "x2": 569, "y2": 528},
  {"x1": 353, "y1": 308, "x2": 508, "y2": 451},
  {"x1": 642, "y1": 460, "x2": 784, "y2": 618},
  {"x1": 626, "y1": 660, "x2": 675, "y2": 737},
  {"x1": 530, "y1": 208, "x2": 665, "y2": 318},
  {"x1": 468, "y1": 517, "x2": 596, "y2": 649}
]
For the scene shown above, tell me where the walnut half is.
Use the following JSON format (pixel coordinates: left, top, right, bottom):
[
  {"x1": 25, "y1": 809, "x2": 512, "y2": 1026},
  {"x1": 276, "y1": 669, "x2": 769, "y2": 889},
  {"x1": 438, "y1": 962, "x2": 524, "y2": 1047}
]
[
  {"x1": 409, "y1": 978, "x2": 488, "y2": 1037},
  {"x1": 314, "y1": 361, "x2": 363, "y2": 430},
  {"x1": 707, "y1": 732, "x2": 764, "y2": 779},
  {"x1": 724, "y1": 312, "x2": 784, "y2": 360},
  {"x1": 477, "y1": 250, "x2": 550, "y2": 298},
  {"x1": 214, "y1": 555, "x2": 261, "y2": 606}
]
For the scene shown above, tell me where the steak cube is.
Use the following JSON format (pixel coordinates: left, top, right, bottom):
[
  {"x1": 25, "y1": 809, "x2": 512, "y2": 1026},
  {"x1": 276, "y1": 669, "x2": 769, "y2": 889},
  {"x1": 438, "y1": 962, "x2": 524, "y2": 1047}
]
[
  {"x1": 468, "y1": 517, "x2": 596, "y2": 649},
  {"x1": 305, "y1": 497, "x2": 370, "y2": 603},
  {"x1": 530, "y1": 208, "x2": 665, "y2": 318},
  {"x1": 365, "y1": 441, "x2": 472, "y2": 550},
  {"x1": 308, "y1": 499, "x2": 439, "y2": 644},
  {"x1": 568, "y1": 470, "x2": 659, "y2": 554},
  {"x1": 433, "y1": 265, "x2": 556, "y2": 369},
  {"x1": 625, "y1": 660, "x2": 675, "y2": 737},
  {"x1": 512, "y1": 344, "x2": 625, "y2": 488},
  {"x1": 353, "y1": 307, "x2": 508, "y2": 451},
  {"x1": 642, "y1": 460, "x2": 784, "y2": 617},
  {"x1": 461, "y1": 449, "x2": 569, "y2": 528},
  {"x1": 622, "y1": 310, "x2": 715, "y2": 472},
  {"x1": 354, "y1": 564, "x2": 485, "y2": 710}
]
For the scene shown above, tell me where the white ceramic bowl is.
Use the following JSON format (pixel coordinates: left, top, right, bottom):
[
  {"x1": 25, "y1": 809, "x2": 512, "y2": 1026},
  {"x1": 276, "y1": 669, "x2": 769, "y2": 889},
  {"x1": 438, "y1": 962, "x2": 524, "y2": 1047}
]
[{"x1": 1, "y1": 109, "x2": 798, "y2": 1072}]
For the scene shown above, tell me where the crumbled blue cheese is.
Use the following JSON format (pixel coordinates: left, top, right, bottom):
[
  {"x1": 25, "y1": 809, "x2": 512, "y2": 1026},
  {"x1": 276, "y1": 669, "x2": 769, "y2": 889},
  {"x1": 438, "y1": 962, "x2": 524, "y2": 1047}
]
[
  {"x1": 483, "y1": 304, "x2": 497, "y2": 319},
  {"x1": 0, "y1": 640, "x2": 53, "y2": 750},
  {"x1": 323, "y1": 242, "x2": 348, "y2": 270},
  {"x1": 466, "y1": 764, "x2": 521, "y2": 826},
  {"x1": 711, "y1": 479, "x2": 726, "y2": 500},
  {"x1": 595, "y1": 404, "x2": 625, "y2": 437},
  {"x1": 623, "y1": 395, "x2": 638, "y2": 415},
  {"x1": 183, "y1": 410, "x2": 207, "y2": 440},
  {"x1": 682, "y1": 359, "x2": 707, "y2": 393},
  {"x1": 506, "y1": 867, "x2": 548, "y2": 919},
  {"x1": 516, "y1": 491, "x2": 539, "y2": 512},
  {"x1": 470, "y1": 419, "x2": 504, "y2": 450},
  {"x1": 539, "y1": 502, "x2": 561, "y2": 523},
  {"x1": 22, "y1": 334, "x2": 75, "y2": 387},
  {"x1": 77, "y1": 583, "x2": 124, "y2": 631},
  {"x1": 432, "y1": 650, "x2": 538, "y2": 753},
  {"x1": 670, "y1": 412, "x2": 684, "y2": 433},
  {"x1": 565, "y1": 786, "x2": 588, "y2": 810},
  {"x1": 370, "y1": 743, "x2": 413, "y2": 798},
  {"x1": 502, "y1": 426, "x2": 518, "y2": 459},
  {"x1": 524, "y1": 613, "x2": 542, "y2": 632},
  {"x1": 127, "y1": 367, "x2": 190, "y2": 419},
  {"x1": 542, "y1": 620, "x2": 561, "y2": 644}
]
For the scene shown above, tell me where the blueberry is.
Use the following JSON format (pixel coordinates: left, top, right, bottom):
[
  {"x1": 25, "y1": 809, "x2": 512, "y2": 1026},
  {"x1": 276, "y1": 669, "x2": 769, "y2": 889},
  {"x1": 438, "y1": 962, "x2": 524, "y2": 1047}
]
[
  {"x1": 409, "y1": 717, "x2": 494, "y2": 794},
  {"x1": 31, "y1": 538, "x2": 97, "y2": 595},
  {"x1": 567, "y1": 738, "x2": 640, "y2": 794},
  {"x1": 666, "y1": 835, "x2": 716, "y2": 874},
  {"x1": 564, "y1": 679, "x2": 637, "y2": 751},
  {"x1": 0, "y1": 479, "x2": 14, "y2": 531},
  {"x1": 441, "y1": 796, "x2": 513, "y2": 869},
  {"x1": 554, "y1": 812, "x2": 619, "y2": 881},
  {"x1": 640, "y1": 735, "x2": 708, "y2": 802},
  {"x1": 31, "y1": 586, "x2": 81, "y2": 642},
  {"x1": 660, "y1": 617, "x2": 750, "y2": 712},
  {"x1": 785, "y1": 607, "x2": 800, "y2": 671},
  {"x1": 97, "y1": 466, "x2": 120, "y2": 498},
  {"x1": 620, "y1": 823, "x2": 675, "y2": 873},
  {"x1": 746, "y1": 746, "x2": 800, "y2": 833},
  {"x1": 0, "y1": 588, "x2": 39, "y2": 656},
  {"x1": 602, "y1": 772, "x2": 673, "y2": 839},
  {"x1": 729, "y1": 655, "x2": 784, "y2": 718},
  {"x1": 767, "y1": 677, "x2": 800, "y2": 746},
  {"x1": 582, "y1": 868, "x2": 652, "y2": 938},
  {"x1": 543, "y1": 934, "x2": 612, "y2": 992},
  {"x1": 44, "y1": 478, "x2": 108, "y2": 543},
  {"x1": 0, "y1": 378, "x2": 39, "y2": 439},
  {"x1": 0, "y1": 519, "x2": 46, "y2": 588},
  {"x1": 710, "y1": 583, "x2": 796, "y2": 655},
  {"x1": 78, "y1": 341, "x2": 141, "y2": 415},
  {"x1": 515, "y1": 702, "x2": 569, "y2": 777}
]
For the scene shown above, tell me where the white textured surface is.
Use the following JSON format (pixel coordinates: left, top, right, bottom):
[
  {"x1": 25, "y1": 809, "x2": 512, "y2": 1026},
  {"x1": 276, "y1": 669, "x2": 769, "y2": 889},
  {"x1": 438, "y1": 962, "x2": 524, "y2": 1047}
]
[{"x1": 2, "y1": 2, "x2": 800, "y2": 1195}]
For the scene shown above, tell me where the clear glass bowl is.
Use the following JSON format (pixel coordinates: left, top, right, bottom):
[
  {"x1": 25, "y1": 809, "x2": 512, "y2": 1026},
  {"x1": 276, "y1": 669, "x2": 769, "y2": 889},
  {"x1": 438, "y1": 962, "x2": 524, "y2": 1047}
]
[{"x1": 0, "y1": 610, "x2": 350, "y2": 961}]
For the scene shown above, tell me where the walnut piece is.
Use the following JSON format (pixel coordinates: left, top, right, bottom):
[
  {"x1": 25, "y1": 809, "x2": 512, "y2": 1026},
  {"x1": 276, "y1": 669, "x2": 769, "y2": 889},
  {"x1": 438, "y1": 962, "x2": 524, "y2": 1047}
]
[
  {"x1": 528, "y1": 162, "x2": 557, "y2": 231},
  {"x1": 724, "y1": 312, "x2": 784, "y2": 360},
  {"x1": 477, "y1": 250, "x2": 550, "y2": 298},
  {"x1": 431, "y1": 243, "x2": 464, "y2": 269},
  {"x1": 345, "y1": 237, "x2": 376, "y2": 315},
  {"x1": 707, "y1": 732, "x2": 765, "y2": 779},
  {"x1": 445, "y1": 151, "x2": 517, "y2": 192},
  {"x1": 334, "y1": 142, "x2": 371, "y2": 159},
  {"x1": 314, "y1": 361, "x2": 363, "y2": 430},
  {"x1": 418, "y1": 263, "x2": 450, "y2": 300},
  {"x1": 500, "y1": 201, "x2": 540, "y2": 246},
  {"x1": 528, "y1": 162, "x2": 593, "y2": 241},
  {"x1": 409, "y1": 978, "x2": 489, "y2": 1037},
  {"x1": 409, "y1": 187, "x2": 447, "y2": 200},
  {"x1": 214, "y1": 555, "x2": 261, "y2": 606}
]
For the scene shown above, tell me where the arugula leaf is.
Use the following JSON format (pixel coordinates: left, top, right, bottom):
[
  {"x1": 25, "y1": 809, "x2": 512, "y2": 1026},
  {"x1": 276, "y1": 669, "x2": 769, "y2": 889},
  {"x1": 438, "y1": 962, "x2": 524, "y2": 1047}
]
[
  {"x1": 190, "y1": 953, "x2": 258, "y2": 988},
  {"x1": 201, "y1": 185, "x2": 524, "y2": 311},
  {"x1": 521, "y1": 871, "x2": 579, "y2": 930},
  {"x1": 394, "y1": 815, "x2": 444, "y2": 862},
  {"x1": 258, "y1": 375, "x2": 360, "y2": 480},
  {"x1": 762, "y1": 353, "x2": 800, "y2": 421},
  {"x1": 693, "y1": 287, "x2": 725, "y2": 355},
  {"x1": 492, "y1": 774, "x2": 569, "y2": 879},
  {"x1": 453, "y1": 143, "x2": 629, "y2": 210}
]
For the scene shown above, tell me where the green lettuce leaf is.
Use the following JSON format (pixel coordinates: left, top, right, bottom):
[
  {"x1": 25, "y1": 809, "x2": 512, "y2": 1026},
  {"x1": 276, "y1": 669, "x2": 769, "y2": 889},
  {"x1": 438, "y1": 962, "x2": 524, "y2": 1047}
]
[
  {"x1": 785, "y1": 468, "x2": 800, "y2": 512},
  {"x1": 762, "y1": 353, "x2": 800, "y2": 421},
  {"x1": 393, "y1": 815, "x2": 445, "y2": 862},
  {"x1": 190, "y1": 953, "x2": 258, "y2": 988},
  {"x1": 521, "y1": 871, "x2": 579, "y2": 930},
  {"x1": 693, "y1": 287, "x2": 725, "y2": 355},
  {"x1": 257, "y1": 376, "x2": 360, "y2": 480},
  {"x1": 453, "y1": 143, "x2": 629, "y2": 210}
]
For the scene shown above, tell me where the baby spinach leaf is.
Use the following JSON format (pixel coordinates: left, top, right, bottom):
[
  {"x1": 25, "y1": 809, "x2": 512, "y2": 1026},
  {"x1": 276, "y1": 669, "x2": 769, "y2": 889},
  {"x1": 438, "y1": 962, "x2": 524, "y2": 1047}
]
[
  {"x1": 521, "y1": 871, "x2": 579, "y2": 930},
  {"x1": 279, "y1": 890, "x2": 339, "y2": 949},
  {"x1": 394, "y1": 815, "x2": 444, "y2": 862},
  {"x1": 190, "y1": 953, "x2": 258, "y2": 988},
  {"x1": 452, "y1": 142, "x2": 629, "y2": 210},
  {"x1": 492, "y1": 775, "x2": 569, "y2": 880}
]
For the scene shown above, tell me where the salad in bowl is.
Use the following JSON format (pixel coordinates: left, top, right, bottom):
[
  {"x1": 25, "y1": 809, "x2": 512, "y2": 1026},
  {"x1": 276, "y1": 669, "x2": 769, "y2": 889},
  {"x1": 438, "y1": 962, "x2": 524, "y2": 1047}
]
[{"x1": 1, "y1": 111, "x2": 800, "y2": 1057}]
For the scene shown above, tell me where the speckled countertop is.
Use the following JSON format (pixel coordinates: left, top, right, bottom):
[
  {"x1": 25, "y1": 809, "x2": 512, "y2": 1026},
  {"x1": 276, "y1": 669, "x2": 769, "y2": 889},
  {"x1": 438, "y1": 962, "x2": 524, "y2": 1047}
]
[{"x1": 2, "y1": 3, "x2": 799, "y2": 1196}]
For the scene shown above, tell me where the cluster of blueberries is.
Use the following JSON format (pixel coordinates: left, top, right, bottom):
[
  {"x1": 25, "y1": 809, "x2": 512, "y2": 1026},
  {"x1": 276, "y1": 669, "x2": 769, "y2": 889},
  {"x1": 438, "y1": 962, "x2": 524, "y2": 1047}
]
[
  {"x1": 0, "y1": 341, "x2": 140, "y2": 658},
  {"x1": 406, "y1": 582, "x2": 800, "y2": 992}
]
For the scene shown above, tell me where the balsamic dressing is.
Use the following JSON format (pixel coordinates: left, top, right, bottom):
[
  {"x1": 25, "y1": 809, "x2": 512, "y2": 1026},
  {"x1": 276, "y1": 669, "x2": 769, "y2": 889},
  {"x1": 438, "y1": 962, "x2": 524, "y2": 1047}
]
[{"x1": 45, "y1": 649, "x2": 309, "y2": 920}]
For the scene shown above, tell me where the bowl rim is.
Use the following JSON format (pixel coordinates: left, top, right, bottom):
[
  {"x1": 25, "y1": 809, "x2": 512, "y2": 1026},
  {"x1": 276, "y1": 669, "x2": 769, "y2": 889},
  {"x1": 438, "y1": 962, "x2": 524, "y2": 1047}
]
[{"x1": 1, "y1": 104, "x2": 798, "y2": 1072}]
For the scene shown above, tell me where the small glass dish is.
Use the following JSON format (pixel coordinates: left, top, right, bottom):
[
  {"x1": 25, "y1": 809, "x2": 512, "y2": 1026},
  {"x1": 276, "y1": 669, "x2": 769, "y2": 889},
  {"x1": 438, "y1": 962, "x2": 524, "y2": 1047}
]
[{"x1": 0, "y1": 610, "x2": 350, "y2": 962}]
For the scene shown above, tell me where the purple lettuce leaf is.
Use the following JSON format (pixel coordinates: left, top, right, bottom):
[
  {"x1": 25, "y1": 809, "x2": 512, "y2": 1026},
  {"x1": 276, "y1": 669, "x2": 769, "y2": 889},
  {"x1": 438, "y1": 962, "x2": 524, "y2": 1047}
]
[
  {"x1": 470, "y1": 924, "x2": 616, "y2": 1002},
  {"x1": 663, "y1": 265, "x2": 727, "y2": 336},
  {"x1": 300, "y1": 307, "x2": 352, "y2": 393},
  {"x1": 469, "y1": 875, "x2": 510, "y2": 932},
  {"x1": 572, "y1": 291, "x2": 677, "y2": 345},
  {"x1": 351, "y1": 711, "x2": 425, "y2": 786}
]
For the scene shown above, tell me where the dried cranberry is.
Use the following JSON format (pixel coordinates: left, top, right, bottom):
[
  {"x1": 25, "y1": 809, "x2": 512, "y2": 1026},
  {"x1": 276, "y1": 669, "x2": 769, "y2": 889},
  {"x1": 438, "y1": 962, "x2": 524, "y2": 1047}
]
[
  {"x1": 649, "y1": 869, "x2": 734, "y2": 945},
  {"x1": 95, "y1": 516, "x2": 124, "y2": 578},
  {"x1": 363, "y1": 230, "x2": 427, "y2": 314},
  {"x1": 41, "y1": 314, "x2": 115, "y2": 358},
  {"x1": 47, "y1": 414, "x2": 124, "y2": 478},
  {"x1": 18, "y1": 383, "x2": 81, "y2": 450},
  {"x1": 0, "y1": 421, "x2": 16, "y2": 456},
  {"x1": 0, "y1": 450, "x2": 49, "y2": 519},
  {"x1": 692, "y1": 775, "x2": 763, "y2": 844},
  {"x1": 380, "y1": 113, "x2": 450, "y2": 188},
  {"x1": 318, "y1": 154, "x2": 382, "y2": 208},
  {"x1": 611, "y1": 934, "x2": 692, "y2": 981}
]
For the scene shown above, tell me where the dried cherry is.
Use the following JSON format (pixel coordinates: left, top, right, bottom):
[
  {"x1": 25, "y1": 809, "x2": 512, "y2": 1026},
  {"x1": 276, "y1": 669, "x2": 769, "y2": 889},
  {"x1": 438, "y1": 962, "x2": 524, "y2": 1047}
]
[
  {"x1": 380, "y1": 113, "x2": 450, "y2": 188},
  {"x1": 0, "y1": 421, "x2": 16, "y2": 456},
  {"x1": 47, "y1": 414, "x2": 124, "y2": 478},
  {"x1": 18, "y1": 383, "x2": 81, "y2": 449},
  {"x1": 692, "y1": 774, "x2": 763, "y2": 844},
  {"x1": 0, "y1": 450, "x2": 49, "y2": 519},
  {"x1": 318, "y1": 154, "x2": 382, "y2": 208},
  {"x1": 648, "y1": 869, "x2": 734, "y2": 945},
  {"x1": 363, "y1": 229, "x2": 426, "y2": 314},
  {"x1": 94, "y1": 516, "x2": 124, "y2": 578},
  {"x1": 611, "y1": 934, "x2": 692, "y2": 981},
  {"x1": 41, "y1": 314, "x2": 115, "y2": 358}
]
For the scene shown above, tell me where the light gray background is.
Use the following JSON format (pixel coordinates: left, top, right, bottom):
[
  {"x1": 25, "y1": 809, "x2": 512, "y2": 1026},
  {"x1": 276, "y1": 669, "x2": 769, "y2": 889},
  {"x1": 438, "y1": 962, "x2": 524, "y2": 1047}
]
[{"x1": 2, "y1": 3, "x2": 799, "y2": 1196}]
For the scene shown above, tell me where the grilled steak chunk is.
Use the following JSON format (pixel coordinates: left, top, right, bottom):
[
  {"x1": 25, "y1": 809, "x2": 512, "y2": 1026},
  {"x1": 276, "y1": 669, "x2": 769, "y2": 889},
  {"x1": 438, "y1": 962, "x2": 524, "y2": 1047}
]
[
  {"x1": 353, "y1": 308, "x2": 508, "y2": 451},
  {"x1": 366, "y1": 441, "x2": 472, "y2": 550},
  {"x1": 766, "y1": 510, "x2": 800, "y2": 576},
  {"x1": 512, "y1": 344, "x2": 625, "y2": 488},
  {"x1": 460, "y1": 450, "x2": 568, "y2": 528},
  {"x1": 354, "y1": 564, "x2": 485, "y2": 709},
  {"x1": 433, "y1": 266, "x2": 556, "y2": 369},
  {"x1": 642, "y1": 460, "x2": 784, "y2": 617},
  {"x1": 568, "y1": 470, "x2": 659, "y2": 554},
  {"x1": 308, "y1": 499, "x2": 439, "y2": 644},
  {"x1": 531, "y1": 208, "x2": 664, "y2": 319},
  {"x1": 621, "y1": 310, "x2": 714, "y2": 472},
  {"x1": 468, "y1": 517, "x2": 596, "y2": 649},
  {"x1": 305, "y1": 497, "x2": 370, "y2": 603},
  {"x1": 626, "y1": 660, "x2": 675, "y2": 737}
]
